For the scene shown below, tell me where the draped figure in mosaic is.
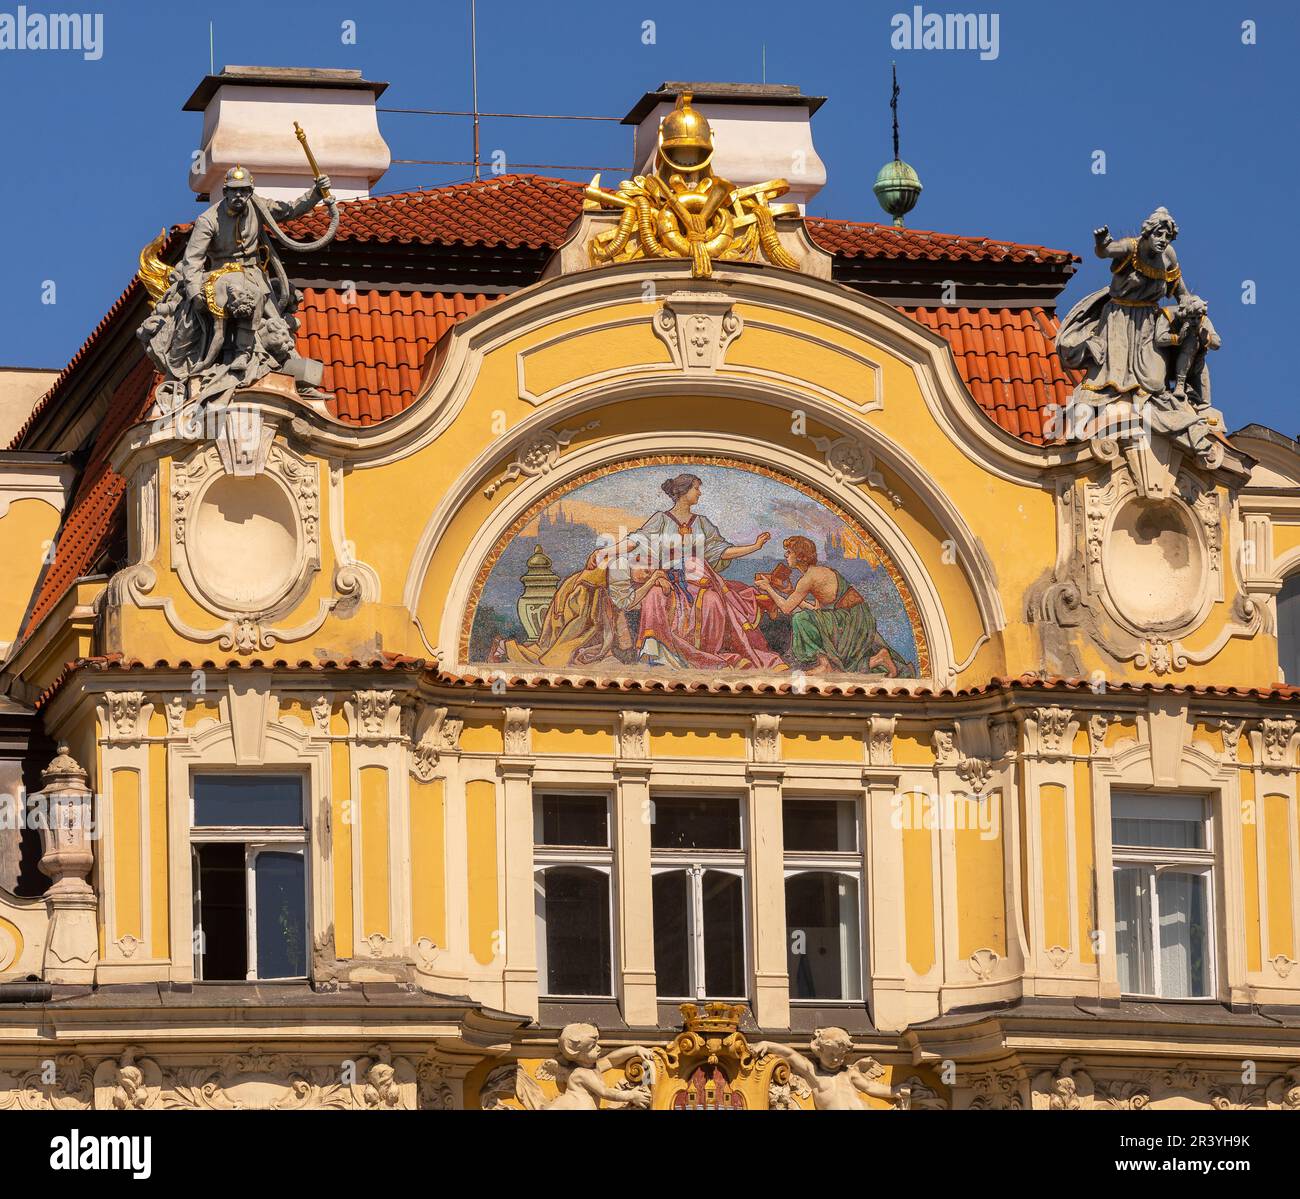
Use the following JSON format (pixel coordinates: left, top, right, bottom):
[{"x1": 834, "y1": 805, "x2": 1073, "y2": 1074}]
[
  {"x1": 755, "y1": 536, "x2": 913, "y2": 675},
  {"x1": 502, "y1": 545, "x2": 671, "y2": 667}
]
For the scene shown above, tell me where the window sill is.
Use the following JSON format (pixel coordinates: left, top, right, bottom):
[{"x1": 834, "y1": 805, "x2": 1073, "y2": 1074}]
[
  {"x1": 193, "y1": 977, "x2": 309, "y2": 985},
  {"x1": 1120, "y1": 993, "x2": 1219, "y2": 1003},
  {"x1": 787, "y1": 1001, "x2": 874, "y2": 1035},
  {"x1": 790, "y1": 999, "x2": 865, "y2": 1006},
  {"x1": 657, "y1": 997, "x2": 749, "y2": 1004},
  {"x1": 540, "y1": 994, "x2": 617, "y2": 1002},
  {"x1": 539, "y1": 997, "x2": 629, "y2": 1030}
]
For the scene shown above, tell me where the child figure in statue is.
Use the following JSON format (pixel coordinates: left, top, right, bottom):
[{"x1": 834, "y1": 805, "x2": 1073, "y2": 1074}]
[
  {"x1": 754, "y1": 1027, "x2": 911, "y2": 1110},
  {"x1": 514, "y1": 1023, "x2": 653, "y2": 1110}
]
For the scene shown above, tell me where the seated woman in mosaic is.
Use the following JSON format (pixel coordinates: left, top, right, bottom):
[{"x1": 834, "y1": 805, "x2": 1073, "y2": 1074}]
[{"x1": 630, "y1": 473, "x2": 784, "y2": 671}]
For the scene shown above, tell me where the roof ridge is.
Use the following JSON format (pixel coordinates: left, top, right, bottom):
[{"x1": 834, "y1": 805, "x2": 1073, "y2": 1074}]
[
  {"x1": 359, "y1": 173, "x2": 582, "y2": 205},
  {"x1": 809, "y1": 214, "x2": 1075, "y2": 259}
]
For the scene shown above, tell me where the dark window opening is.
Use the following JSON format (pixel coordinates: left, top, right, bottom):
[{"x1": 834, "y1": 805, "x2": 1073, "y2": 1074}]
[{"x1": 195, "y1": 842, "x2": 248, "y2": 981}]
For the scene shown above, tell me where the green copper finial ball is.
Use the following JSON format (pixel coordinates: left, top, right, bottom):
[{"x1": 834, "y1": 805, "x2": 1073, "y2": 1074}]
[{"x1": 873, "y1": 159, "x2": 923, "y2": 227}]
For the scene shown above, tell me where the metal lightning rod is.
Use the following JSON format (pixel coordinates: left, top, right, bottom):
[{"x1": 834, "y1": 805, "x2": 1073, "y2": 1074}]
[{"x1": 471, "y1": 0, "x2": 481, "y2": 180}]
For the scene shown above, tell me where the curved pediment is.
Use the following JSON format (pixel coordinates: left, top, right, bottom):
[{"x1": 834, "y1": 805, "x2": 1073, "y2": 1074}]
[
  {"x1": 459, "y1": 452, "x2": 929, "y2": 682},
  {"x1": 98, "y1": 248, "x2": 1276, "y2": 691}
]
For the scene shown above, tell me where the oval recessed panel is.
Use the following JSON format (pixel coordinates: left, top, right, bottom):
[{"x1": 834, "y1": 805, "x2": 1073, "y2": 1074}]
[
  {"x1": 1104, "y1": 497, "x2": 1205, "y2": 631},
  {"x1": 189, "y1": 474, "x2": 301, "y2": 612}
]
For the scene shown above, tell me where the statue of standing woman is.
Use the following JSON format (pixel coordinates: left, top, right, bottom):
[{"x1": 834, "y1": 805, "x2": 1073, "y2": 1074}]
[{"x1": 1056, "y1": 208, "x2": 1221, "y2": 468}]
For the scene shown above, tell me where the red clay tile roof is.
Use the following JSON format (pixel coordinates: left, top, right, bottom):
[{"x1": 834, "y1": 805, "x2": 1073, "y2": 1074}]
[
  {"x1": 13, "y1": 177, "x2": 1078, "y2": 449},
  {"x1": 297, "y1": 288, "x2": 496, "y2": 424},
  {"x1": 280, "y1": 178, "x2": 1080, "y2": 430},
  {"x1": 292, "y1": 286, "x2": 1076, "y2": 442},
  {"x1": 13, "y1": 176, "x2": 1083, "y2": 648},
  {"x1": 907, "y1": 307, "x2": 1082, "y2": 444},
  {"x1": 22, "y1": 358, "x2": 156, "y2": 637},
  {"x1": 291, "y1": 175, "x2": 582, "y2": 249},
  {"x1": 284, "y1": 175, "x2": 1076, "y2": 265},
  {"x1": 808, "y1": 217, "x2": 1073, "y2": 264}
]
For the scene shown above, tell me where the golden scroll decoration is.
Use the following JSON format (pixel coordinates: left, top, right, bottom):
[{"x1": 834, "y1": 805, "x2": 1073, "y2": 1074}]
[
  {"x1": 137, "y1": 229, "x2": 173, "y2": 307},
  {"x1": 584, "y1": 93, "x2": 800, "y2": 279}
]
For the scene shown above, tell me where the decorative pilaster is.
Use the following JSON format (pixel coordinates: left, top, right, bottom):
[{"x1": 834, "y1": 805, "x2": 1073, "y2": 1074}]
[
  {"x1": 342, "y1": 688, "x2": 413, "y2": 963},
  {"x1": 616, "y1": 712, "x2": 656, "y2": 1024},
  {"x1": 1020, "y1": 705, "x2": 1085, "y2": 989},
  {"x1": 747, "y1": 761, "x2": 788, "y2": 1029},
  {"x1": 499, "y1": 707, "x2": 536, "y2": 1016}
]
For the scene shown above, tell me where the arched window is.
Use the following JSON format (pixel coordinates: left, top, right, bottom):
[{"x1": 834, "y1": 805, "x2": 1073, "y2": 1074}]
[{"x1": 1279, "y1": 573, "x2": 1300, "y2": 684}]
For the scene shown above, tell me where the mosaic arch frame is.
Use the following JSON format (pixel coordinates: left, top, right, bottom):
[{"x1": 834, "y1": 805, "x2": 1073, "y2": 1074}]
[{"x1": 458, "y1": 453, "x2": 931, "y2": 678}]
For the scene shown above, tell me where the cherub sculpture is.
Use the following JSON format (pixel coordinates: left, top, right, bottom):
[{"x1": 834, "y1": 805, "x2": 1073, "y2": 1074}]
[
  {"x1": 1156, "y1": 294, "x2": 1221, "y2": 406},
  {"x1": 110, "y1": 1048, "x2": 149, "y2": 1110},
  {"x1": 512, "y1": 1023, "x2": 653, "y2": 1110},
  {"x1": 1267, "y1": 1066, "x2": 1300, "y2": 1110},
  {"x1": 753, "y1": 1027, "x2": 912, "y2": 1110}
]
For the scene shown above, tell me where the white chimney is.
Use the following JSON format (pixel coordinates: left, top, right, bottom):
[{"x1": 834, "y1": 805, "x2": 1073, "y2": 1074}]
[
  {"x1": 185, "y1": 66, "x2": 391, "y2": 202},
  {"x1": 624, "y1": 82, "x2": 827, "y2": 212}
]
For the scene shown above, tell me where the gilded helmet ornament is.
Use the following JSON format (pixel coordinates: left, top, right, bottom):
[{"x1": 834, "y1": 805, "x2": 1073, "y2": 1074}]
[
  {"x1": 657, "y1": 92, "x2": 714, "y2": 173},
  {"x1": 223, "y1": 165, "x2": 255, "y2": 190}
]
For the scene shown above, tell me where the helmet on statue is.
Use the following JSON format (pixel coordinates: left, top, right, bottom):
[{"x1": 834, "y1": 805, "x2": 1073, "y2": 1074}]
[
  {"x1": 657, "y1": 92, "x2": 714, "y2": 174},
  {"x1": 223, "y1": 165, "x2": 255, "y2": 191}
]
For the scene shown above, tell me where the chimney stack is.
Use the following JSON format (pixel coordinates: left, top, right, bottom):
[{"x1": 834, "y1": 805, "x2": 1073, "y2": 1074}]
[
  {"x1": 623, "y1": 82, "x2": 827, "y2": 211},
  {"x1": 185, "y1": 66, "x2": 391, "y2": 202}
]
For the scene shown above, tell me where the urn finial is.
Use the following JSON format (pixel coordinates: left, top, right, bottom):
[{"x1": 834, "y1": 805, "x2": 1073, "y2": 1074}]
[
  {"x1": 873, "y1": 64, "x2": 923, "y2": 227},
  {"x1": 41, "y1": 743, "x2": 88, "y2": 791}
]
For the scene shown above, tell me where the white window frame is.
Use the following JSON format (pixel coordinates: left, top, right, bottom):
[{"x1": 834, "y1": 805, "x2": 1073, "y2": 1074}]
[
  {"x1": 190, "y1": 773, "x2": 310, "y2": 982},
  {"x1": 782, "y1": 797, "x2": 865, "y2": 1004},
  {"x1": 1111, "y1": 792, "x2": 1217, "y2": 1000},
  {"x1": 533, "y1": 793, "x2": 616, "y2": 999},
  {"x1": 650, "y1": 796, "x2": 748, "y2": 1002}
]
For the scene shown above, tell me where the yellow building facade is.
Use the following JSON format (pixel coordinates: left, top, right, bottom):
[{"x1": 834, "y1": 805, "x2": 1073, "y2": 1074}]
[{"x1": 2, "y1": 79, "x2": 1300, "y2": 1112}]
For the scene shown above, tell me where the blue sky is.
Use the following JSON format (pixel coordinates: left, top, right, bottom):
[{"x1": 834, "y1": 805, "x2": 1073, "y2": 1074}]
[{"x1": 1, "y1": 0, "x2": 1294, "y2": 434}]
